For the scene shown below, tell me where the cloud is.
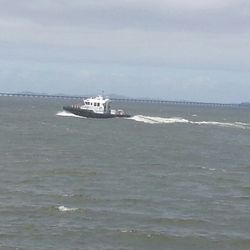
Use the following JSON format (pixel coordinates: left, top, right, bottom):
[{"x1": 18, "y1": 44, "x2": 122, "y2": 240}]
[
  {"x1": 1, "y1": 0, "x2": 249, "y2": 69},
  {"x1": 0, "y1": 0, "x2": 250, "y2": 101},
  {"x1": 18, "y1": 0, "x2": 244, "y2": 11},
  {"x1": 1, "y1": 23, "x2": 250, "y2": 71},
  {"x1": 0, "y1": 0, "x2": 249, "y2": 32}
]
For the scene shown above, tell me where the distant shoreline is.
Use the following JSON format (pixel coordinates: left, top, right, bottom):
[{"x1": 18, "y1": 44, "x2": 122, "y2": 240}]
[{"x1": 0, "y1": 92, "x2": 249, "y2": 108}]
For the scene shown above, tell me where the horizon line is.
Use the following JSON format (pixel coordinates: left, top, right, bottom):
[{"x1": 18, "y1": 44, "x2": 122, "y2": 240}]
[{"x1": 1, "y1": 92, "x2": 250, "y2": 107}]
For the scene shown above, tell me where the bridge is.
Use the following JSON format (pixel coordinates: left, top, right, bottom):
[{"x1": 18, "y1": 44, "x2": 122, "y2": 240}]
[{"x1": 0, "y1": 92, "x2": 245, "y2": 108}]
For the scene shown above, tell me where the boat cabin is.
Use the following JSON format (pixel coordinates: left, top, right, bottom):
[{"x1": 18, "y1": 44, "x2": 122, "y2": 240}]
[{"x1": 81, "y1": 95, "x2": 111, "y2": 114}]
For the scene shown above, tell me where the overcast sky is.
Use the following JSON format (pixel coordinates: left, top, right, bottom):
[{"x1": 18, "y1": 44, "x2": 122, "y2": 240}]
[{"x1": 0, "y1": 0, "x2": 250, "y2": 102}]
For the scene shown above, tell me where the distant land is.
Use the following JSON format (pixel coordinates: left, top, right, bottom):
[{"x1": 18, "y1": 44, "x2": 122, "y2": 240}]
[
  {"x1": 0, "y1": 91, "x2": 250, "y2": 107},
  {"x1": 18, "y1": 91, "x2": 128, "y2": 99}
]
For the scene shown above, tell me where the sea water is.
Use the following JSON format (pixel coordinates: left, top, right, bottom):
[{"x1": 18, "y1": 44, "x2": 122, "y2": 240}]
[{"x1": 0, "y1": 97, "x2": 250, "y2": 250}]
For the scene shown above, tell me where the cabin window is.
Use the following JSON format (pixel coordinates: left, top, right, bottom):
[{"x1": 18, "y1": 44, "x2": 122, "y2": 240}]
[
  {"x1": 97, "y1": 103, "x2": 100, "y2": 106},
  {"x1": 94, "y1": 103, "x2": 96, "y2": 106}
]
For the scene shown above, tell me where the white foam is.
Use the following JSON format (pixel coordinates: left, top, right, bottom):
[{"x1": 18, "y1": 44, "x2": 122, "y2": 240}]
[
  {"x1": 129, "y1": 115, "x2": 250, "y2": 129},
  {"x1": 128, "y1": 115, "x2": 189, "y2": 124},
  {"x1": 56, "y1": 111, "x2": 86, "y2": 119},
  {"x1": 191, "y1": 120, "x2": 248, "y2": 129},
  {"x1": 57, "y1": 205, "x2": 78, "y2": 212},
  {"x1": 235, "y1": 122, "x2": 249, "y2": 126}
]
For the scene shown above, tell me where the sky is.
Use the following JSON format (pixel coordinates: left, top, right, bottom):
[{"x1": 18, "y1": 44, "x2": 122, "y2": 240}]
[{"x1": 0, "y1": 0, "x2": 250, "y2": 102}]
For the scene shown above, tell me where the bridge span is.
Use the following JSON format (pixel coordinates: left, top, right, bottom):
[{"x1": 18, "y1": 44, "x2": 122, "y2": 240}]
[{"x1": 0, "y1": 92, "x2": 245, "y2": 108}]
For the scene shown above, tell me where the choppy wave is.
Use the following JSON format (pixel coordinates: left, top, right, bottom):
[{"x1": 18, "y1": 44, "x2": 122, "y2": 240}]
[
  {"x1": 128, "y1": 115, "x2": 250, "y2": 129},
  {"x1": 57, "y1": 205, "x2": 78, "y2": 212},
  {"x1": 56, "y1": 111, "x2": 86, "y2": 119}
]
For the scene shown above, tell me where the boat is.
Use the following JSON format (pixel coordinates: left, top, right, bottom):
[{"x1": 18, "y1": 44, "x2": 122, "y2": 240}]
[{"x1": 63, "y1": 95, "x2": 131, "y2": 118}]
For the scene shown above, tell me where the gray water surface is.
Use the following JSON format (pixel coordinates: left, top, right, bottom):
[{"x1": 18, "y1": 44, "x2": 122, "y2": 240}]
[{"x1": 0, "y1": 97, "x2": 250, "y2": 250}]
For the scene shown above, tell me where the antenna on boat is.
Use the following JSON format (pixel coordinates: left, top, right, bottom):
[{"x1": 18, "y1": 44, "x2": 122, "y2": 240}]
[{"x1": 102, "y1": 90, "x2": 104, "y2": 97}]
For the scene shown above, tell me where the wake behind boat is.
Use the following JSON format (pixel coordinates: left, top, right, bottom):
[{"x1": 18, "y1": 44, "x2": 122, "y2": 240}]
[{"x1": 63, "y1": 95, "x2": 131, "y2": 118}]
